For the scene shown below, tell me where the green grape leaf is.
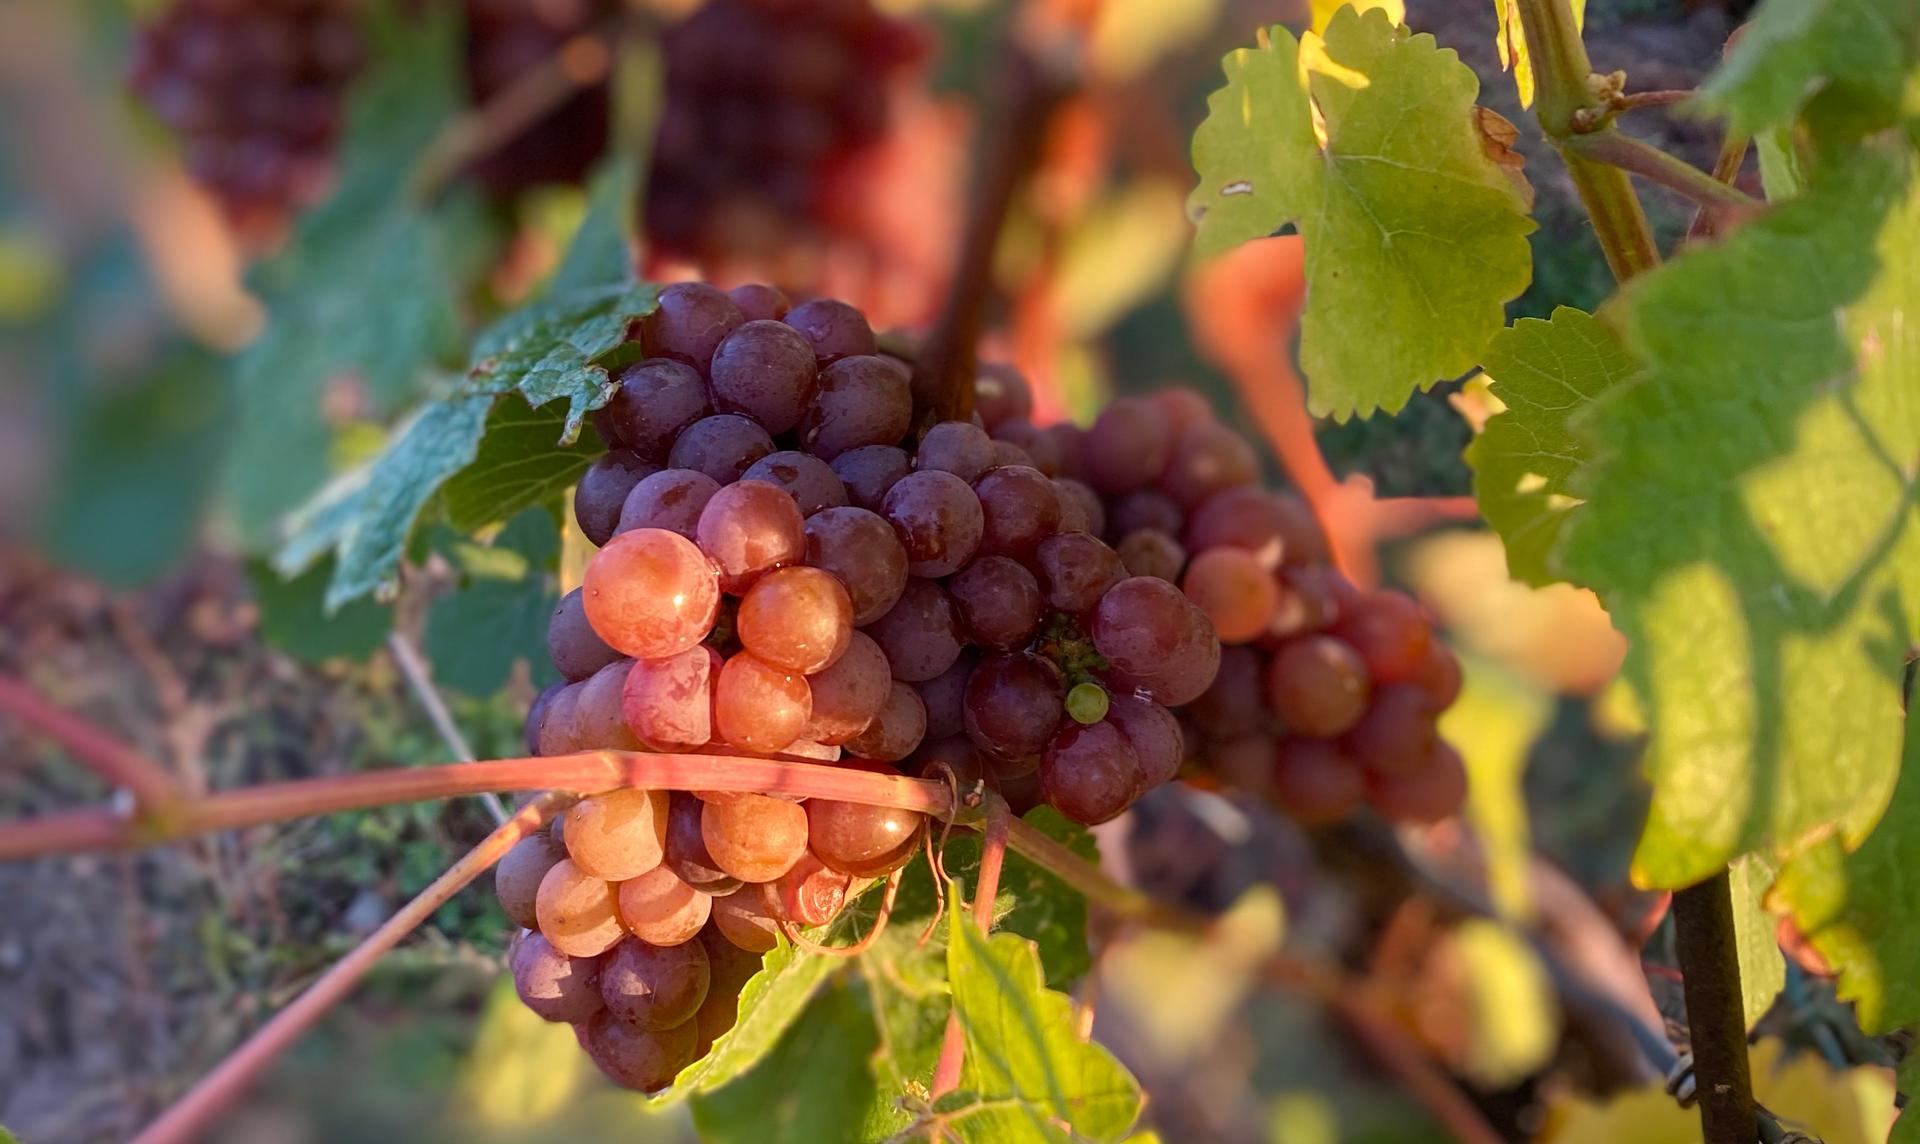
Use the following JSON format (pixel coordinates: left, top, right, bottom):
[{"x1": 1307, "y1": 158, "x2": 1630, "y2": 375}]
[
  {"x1": 690, "y1": 979, "x2": 882, "y2": 1144},
  {"x1": 272, "y1": 165, "x2": 656, "y2": 612},
  {"x1": 1490, "y1": 0, "x2": 1586, "y2": 110},
  {"x1": 1467, "y1": 307, "x2": 1640, "y2": 587},
  {"x1": 1557, "y1": 143, "x2": 1920, "y2": 888},
  {"x1": 225, "y1": 6, "x2": 486, "y2": 547},
  {"x1": 248, "y1": 556, "x2": 393, "y2": 662},
  {"x1": 1727, "y1": 853, "x2": 1786, "y2": 1031},
  {"x1": 1773, "y1": 710, "x2": 1920, "y2": 1033},
  {"x1": 1187, "y1": 7, "x2": 1534, "y2": 418},
  {"x1": 680, "y1": 810, "x2": 1101, "y2": 1138},
  {"x1": 1694, "y1": 0, "x2": 1920, "y2": 139},
  {"x1": 423, "y1": 507, "x2": 561, "y2": 694},
  {"x1": 44, "y1": 346, "x2": 234, "y2": 589},
  {"x1": 937, "y1": 891, "x2": 1142, "y2": 1142}
]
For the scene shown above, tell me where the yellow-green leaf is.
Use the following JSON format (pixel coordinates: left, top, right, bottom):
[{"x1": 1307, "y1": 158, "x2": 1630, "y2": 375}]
[{"x1": 1491, "y1": 0, "x2": 1586, "y2": 110}]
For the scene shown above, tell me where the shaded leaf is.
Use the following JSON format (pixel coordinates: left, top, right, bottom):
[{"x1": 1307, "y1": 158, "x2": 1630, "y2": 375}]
[
  {"x1": 1694, "y1": 0, "x2": 1920, "y2": 139},
  {"x1": 225, "y1": 7, "x2": 484, "y2": 546},
  {"x1": 671, "y1": 941, "x2": 843, "y2": 1097},
  {"x1": 441, "y1": 395, "x2": 604, "y2": 534},
  {"x1": 1188, "y1": 9, "x2": 1534, "y2": 418},
  {"x1": 1557, "y1": 145, "x2": 1920, "y2": 888},
  {"x1": 1467, "y1": 307, "x2": 1640, "y2": 587},
  {"x1": 691, "y1": 979, "x2": 880, "y2": 1144},
  {"x1": 423, "y1": 507, "x2": 561, "y2": 694},
  {"x1": 249, "y1": 556, "x2": 393, "y2": 662}
]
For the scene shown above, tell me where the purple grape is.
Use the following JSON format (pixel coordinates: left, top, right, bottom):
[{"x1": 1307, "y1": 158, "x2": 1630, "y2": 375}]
[
  {"x1": 962, "y1": 651, "x2": 1063, "y2": 763},
  {"x1": 830, "y1": 444, "x2": 912, "y2": 511},
  {"x1": 618, "y1": 468, "x2": 722, "y2": 540},
  {"x1": 709, "y1": 319, "x2": 818, "y2": 434},
  {"x1": 575, "y1": 450, "x2": 660, "y2": 546},
  {"x1": 604, "y1": 358, "x2": 712, "y2": 460},
  {"x1": 783, "y1": 297, "x2": 875, "y2": 364},
  {"x1": 881, "y1": 470, "x2": 983, "y2": 578},
  {"x1": 643, "y1": 282, "x2": 743, "y2": 371},
  {"x1": 798, "y1": 355, "x2": 912, "y2": 460},
  {"x1": 863, "y1": 578, "x2": 963, "y2": 682},
  {"x1": 668, "y1": 414, "x2": 776, "y2": 484},
  {"x1": 744, "y1": 450, "x2": 849, "y2": 517},
  {"x1": 948, "y1": 555, "x2": 1042, "y2": 651}
]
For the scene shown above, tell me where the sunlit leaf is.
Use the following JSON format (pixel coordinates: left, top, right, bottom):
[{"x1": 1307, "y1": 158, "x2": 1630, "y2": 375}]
[
  {"x1": 1556, "y1": 143, "x2": 1920, "y2": 889},
  {"x1": 1312, "y1": 0, "x2": 1402, "y2": 35},
  {"x1": 1490, "y1": 0, "x2": 1586, "y2": 109},
  {"x1": 1442, "y1": 656, "x2": 1552, "y2": 920},
  {"x1": 452, "y1": 978, "x2": 589, "y2": 1128},
  {"x1": 1727, "y1": 853, "x2": 1786, "y2": 1030},
  {"x1": 1188, "y1": 9, "x2": 1534, "y2": 418}
]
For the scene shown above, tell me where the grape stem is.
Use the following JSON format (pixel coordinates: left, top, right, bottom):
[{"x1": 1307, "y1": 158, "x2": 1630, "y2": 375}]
[
  {"x1": 385, "y1": 630, "x2": 510, "y2": 826},
  {"x1": 0, "y1": 673, "x2": 182, "y2": 820},
  {"x1": 128, "y1": 792, "x2": 572, "y2": 1144},
  {"x1": 1687, "y1": 132, "x2": 1752, "y2": 240}
]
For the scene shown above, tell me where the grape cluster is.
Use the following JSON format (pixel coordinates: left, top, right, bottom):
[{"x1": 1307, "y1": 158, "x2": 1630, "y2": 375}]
[
  {"x1": 128, "y1": 0, "x2": 363, "y2": 233},
  {"x1": 506, "y1": 283, "x2": 1211, "y2": 1087},
  {"x1": 1061, "y1": 395, "x2": 1469, "y2": 827},
  {"x1": 462, "y1": 0, "x2": 613, "y2": 194},
  {"x1": 646, "y1": 0, "x2": 925, "y2": 265}
]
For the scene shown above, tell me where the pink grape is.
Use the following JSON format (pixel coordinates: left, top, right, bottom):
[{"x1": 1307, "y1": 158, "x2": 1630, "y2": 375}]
[{"x1": 582, "y1": 529, "x2": 719, "y2": 659}]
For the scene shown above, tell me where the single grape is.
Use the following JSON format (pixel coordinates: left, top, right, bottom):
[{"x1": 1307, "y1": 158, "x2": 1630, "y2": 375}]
[
  {"x1": 668, "y1": 414, "x2": 777, "y2": 484},
  {"x1": 535, "y1": 859, "x2": 625, "y2": 958},
  {"x1": 830, "y1": 444, "x2": 912, "y2": 511},
  {"x1": 701, "y1": 792, "x2": 810, "y2": 882},
  {"x1": 495, "y1": 832, "x2": 565, "y2": 930},
  {"x1": 783, "y1": 298, "x2": 876, "y2": 364},
  {"x1": 713, "y1": 653, "x2": 813, "y2": 754},
  {"x1": 962, "y1": 652, "x2": 1064, "y2": 762},
  {"x1": 845, "y1": 682, "x2": 927, "y2": 762},
  {"x1": 803, "y1": 506, "x2": 908, "y2": 625},
  {"x1": 563, "y1": 788, "x2": 670, "y2": 881},
  {"x1": 808, "y1": 794, "x2": 924, "y2": 878},
  {"x1": 1149, "y1": 387, "x2": 1212, "y2": 435},
  {"x1": 1411, "y1": 641, "x2": 1463, "y2": 709},
  {"x1": 803, "y1": 630, "x2": 891, "y2": 744},
  {"x1": 664, "y1": 792, "x2": 743, "y2": 895},
  {"x1": 1090, "y1": 576, "x2": 1207, "y2": 677},
  {"x1": 915, "y1": 652, "x2": 976, "y2": 740},
  {"x1": 617, "y1": 864, "x2": 713, "y2": 947},
  {"x1": 1108, "y1": 488, "x2": 1184, "y2": 539},
  {"x1": 972, "y1": 465, "x2": 1061, "y2": 558},
  {"x1": 1182, "y1": 547, "x2": 1280, "y2": 644},
  {"x1": 1272, "y1": 738, "x2": 1365, "y2": 825},
  {"x1": 1330, "y1": 591, "x2": 1433, "y2": 685},
  {"x1": 972, "y1": 363, "x2": 1032, "y2": 430},
  {"x1": 907, "y1": 734, "x2": 987, "y2": 790},
  {"x1": 991, "y1": 440, "x2": 1035, "y2": 468},
  {"x1": 737, "y1": 566, "x2": 853, "y2": 674},
  {"x1": 1265, "y1": 635, "x2": 1371, "y2": 739},
  {"x1": 765, "y1": 853, "x2": 852, "y2": 927},
  {"x1": 863, "y1": 579, "x2": 963, "y2": 682},
  {"x1": 1367, "y1": 740, "x2": 1466, "y2": 821},
  {"x1": 1052, "y1": 478, "x2": 1105, "y2": 536},
  {"x1": 573, "y1": 659, "x2": 644, "y2": 750},
  {"x1": 881, "y1": 470, "x2": 983, "y2": 578},
  {"x1": 581, "y1": 529, "x2": 720, "y2": 659},
  {"x1": 1268, "y1": 565, "x2": 1344, "y2": 640},
  {"x1": 604, "y1": 358, "x2": 711, "y2": 459},
  {"x1": 1186, "y1": 645, "x2": 1265, "y2": 742},
  {"x1": 917, "y1": 420, "x2": 995, "y2": 482},
  {"x1": 1343, "y1": 684, "x2": 1439, "y2": 777},
  {"x1": 990, "y1": 418, "x2": 1064, "y2": 476},
  {"x1": 948, "y1": 555, "x2": 1043, "y2": 650},
  {"x1": 710, "y1": 888, "x2": 780, "y2": 952},
  {"x1": 1105, "y1": 694, "x2": 1184, "y2": 789},
  {"x1": 798, "y1": 355, "x2": 912, "y2": 459},
  {"x1": 729, "y1": 283, "x2": 790, "y2": 321},
  {"x1": 511, "y1": 931, "x2": 604, "y2": 1023},
  {"x1": 535, "y1": 682, "x2": 585, "y2": 756},
  {"x1": 1084, "y1": 397, "x2": 1172, "y2": 494},
  {"x1": 1033, "y1": 532, "x2": 1126, "y2": 614},
  {"x1": 575, "y1": 450, "x2": 660, "y2": 546},
  {"x1": 1185, "y1": 486, "x2": 1293, "y2": 569},
  {"x1": 526, "y1": 682, "x2": 562, "y2": 755},
  {"x1": 696, "y1": 479, "x2": 806, "y2": 594},
  {"x1": 642, "y1": 281, "x2": 743, "y2": 371},
  {"x1": 1065, "y1": 681, "x2": 1110, "y2": 725},
  {"x1": 600, "y1": 935, "x2": 710, "y2": 1031},
  {"x1": 700, "y1": 922, "x2": 765, "y2": 995},
  {"x1": 1160, "y1": 420, "x2": 1259, "y2": 507},
  {"x1": 1115, "y1": 529, "x2": 1186, "y2": 582},
  {"x1": 1108, "y1": 629, "x2": 1222, "y2": 707},
  {"x1": 1273, "y1": 493, "x2": 1330, "y2": 567},
  {"x1": 1206, "y1": 733, "x2": 1277, "y2": 797},
  {"x1": 743, "y1": 450, "x2": 849, "y2": 517},
  {"x1": 1041, "y1": 720, "x2": 1142, "y2": 825},
  {"x1": 581, "y1": 1010, "x2": 698, "y2": 1093},
  {"x1": 622, "y1": 645, "x2": 716, "y2": 751},
  {"x1": 618, "y1": 468, "x2": 722, "y2": 540},
  {"x1": 549, "y1": 587, "x2": 623, "y2": 681},
  {"x1": 709, "y1": 319, "x2": 818, "y2": 434}
]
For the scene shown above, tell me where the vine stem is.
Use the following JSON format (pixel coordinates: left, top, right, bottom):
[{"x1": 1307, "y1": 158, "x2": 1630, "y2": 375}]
[
  {"x1": 385, "y1": 630, "x2": 509, "y2": 826},
  {"x1": 129, "y1": 792, "x2": 572, "y2": 1144},
  {"x1": 1513, "y1": 1, "x2": 1758, "y2": 1139},
  {"x1": 1565, "y1": 131, "x2": 1761, "y2": 222},
  {"x1": 1672, "y1": 872, "x2": 1758, "y2": 1144},
  {"x1": 929, "y1": 794, "x2": 1014, "y2": 1099},
  {"x1": 913, "y1": 29, "x2": 1067, "y2": 422}
]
